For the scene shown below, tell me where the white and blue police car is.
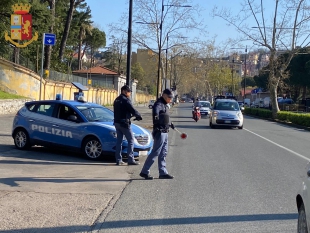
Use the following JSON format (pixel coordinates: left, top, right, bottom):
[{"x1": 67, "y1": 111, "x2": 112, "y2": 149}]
[{"x1": 12, "y1": 97, "x2": 153, "y2": 160}]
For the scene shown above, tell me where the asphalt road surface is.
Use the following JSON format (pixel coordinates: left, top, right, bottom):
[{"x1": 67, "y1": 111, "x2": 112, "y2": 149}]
[{"x1": 95, "y1": 103, "x2": 310, "y2": 233}]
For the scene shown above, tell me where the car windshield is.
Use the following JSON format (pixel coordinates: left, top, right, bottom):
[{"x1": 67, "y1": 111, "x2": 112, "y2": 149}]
[
  {"x1": 214, "y1": 101, "x2": 240, "y2": 111},
  {"x1": 77, "y1": 106, "x2": 114, "y2": 122},
  {"x1": 197, "y1": 102, "x2": 210, "y2": 107}
]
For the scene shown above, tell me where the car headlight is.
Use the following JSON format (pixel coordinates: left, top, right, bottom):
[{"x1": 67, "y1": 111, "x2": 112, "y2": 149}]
[
  {"x1": 111, "y1": 131, "x2": 127, "y2": 141},
  {"x1": 213, "y1": 111, "x2": 219, "y2": 117},
  {"x1": 110, "y1": 131, "x2": 117, "y2": 138}
]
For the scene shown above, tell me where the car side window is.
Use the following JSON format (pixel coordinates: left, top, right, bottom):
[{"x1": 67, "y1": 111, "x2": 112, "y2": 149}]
[
  {"x1": 35, "y1": 104, "x2": 55, "y2": 117},
  {"x1": 58, "y1": 104, "x2": 81, "y2": 123}
]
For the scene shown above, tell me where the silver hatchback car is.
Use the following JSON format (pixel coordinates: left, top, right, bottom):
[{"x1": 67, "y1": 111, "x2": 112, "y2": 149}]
[{"x1": 209, "y1": 99, "x2": 244, "y2": 129}]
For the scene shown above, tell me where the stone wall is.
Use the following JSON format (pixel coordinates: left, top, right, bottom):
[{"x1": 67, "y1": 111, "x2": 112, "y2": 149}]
[
  {"x1": 0, "y1": 99, "x2": 31, "y2": 115},
  {"x1": 0, "y1": 58, "x2": 155, "y2": 107}
]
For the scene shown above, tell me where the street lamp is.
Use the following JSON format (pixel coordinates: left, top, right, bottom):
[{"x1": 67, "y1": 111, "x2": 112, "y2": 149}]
[
  {"x1": 231, "y1": 58, "x2": 234, "y2": 96},
  {"x1": 126, "y1": 0, "x2": 133, "y2": 86},
  {"x1": 164, "y1": 34, "x2": 186, "y2": 89},
  {"x1": 156, "y1": 0, "x2": 191, "y2": 98}
]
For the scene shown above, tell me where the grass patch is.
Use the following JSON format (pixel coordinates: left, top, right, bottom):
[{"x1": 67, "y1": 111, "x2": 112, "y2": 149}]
[{"x1": 0, "y1": 90, "x2": 28, "y2": 99}]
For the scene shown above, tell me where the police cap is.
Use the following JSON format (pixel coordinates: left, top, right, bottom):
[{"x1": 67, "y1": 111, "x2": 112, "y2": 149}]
[
  {"x1": 121, "y1": 85, "x2": 132, "y2": 92},
  {"x1": 163, "y1": 89, "x2": 173, "y2": 98}
]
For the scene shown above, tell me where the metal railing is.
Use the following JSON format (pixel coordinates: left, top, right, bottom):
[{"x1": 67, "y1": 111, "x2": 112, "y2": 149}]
[
  {"x1": 48, "y1": 70, "x2": 115, "y2": 89},
  {"x1": 0, "y1": 44, "x2": 36, "y2": 72}
]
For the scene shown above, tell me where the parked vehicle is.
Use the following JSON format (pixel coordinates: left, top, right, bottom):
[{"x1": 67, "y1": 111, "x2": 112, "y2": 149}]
[
  {"x1": 253, "y1": 98, "x2": 264, "y2": 108},
  {"x1": 244, "y1": 98, "x2": 251, "y2": 107},
  {"x1": 263, "y1": 97, "x2": 270, "y2": 108},
  {"x1": 12, "y1": 98, "x2": 154, "y2": 160},
  {"x1": 148, "y1": 99, "x2": 156, "y2": 109}
]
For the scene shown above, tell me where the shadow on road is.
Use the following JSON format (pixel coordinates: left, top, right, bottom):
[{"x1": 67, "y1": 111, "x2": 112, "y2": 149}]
[
  {"x1": 0, "y1": 176, "x2": 130, "y2": 187},
  {"x1": 0, "y1": 213, "x2": 297, "y2": 232},
  {"x1": 99, "y1": 213, "x2": 297, "y2": 229},
  {"x1": 0, "y1": 145, "x2": 117, "y2": 165}
]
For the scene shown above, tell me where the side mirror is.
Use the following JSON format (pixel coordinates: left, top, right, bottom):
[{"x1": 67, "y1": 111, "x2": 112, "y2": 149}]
[
  {"x1": 240, "y1": 107, "x2": 245, "y2": 111},
  {"x1": 68, "y1": 115, "x2": 78, "y2": 122}
]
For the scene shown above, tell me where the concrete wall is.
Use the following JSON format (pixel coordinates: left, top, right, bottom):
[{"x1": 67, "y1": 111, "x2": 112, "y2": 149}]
[{"x1": 0, "y1": 58, "x2": 156, "y2": 114}]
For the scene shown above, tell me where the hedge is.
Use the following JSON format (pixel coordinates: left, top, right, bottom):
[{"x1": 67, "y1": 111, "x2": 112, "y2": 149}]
[{"x1": 244, "y1": 108, "x2": 310, "y2": 127}]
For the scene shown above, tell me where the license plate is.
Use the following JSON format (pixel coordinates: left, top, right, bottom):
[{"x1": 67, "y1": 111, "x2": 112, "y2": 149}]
[
  {"x1": 224, "y1": 120, "x2": 231, "y2": 123},
  {"x1": 139, "y1": 151, "x2": 148, "y2": 156}
]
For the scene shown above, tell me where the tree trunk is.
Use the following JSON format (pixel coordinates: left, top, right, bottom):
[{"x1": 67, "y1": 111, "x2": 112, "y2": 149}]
[
  {"x1": 268, "y1": 55, "x2": 280, "y2": 118},
  {"x1": 302, "y1": 85, "x2": 307, "y2": 99},
  {"x1": 43, "y1": 0, "x2": 55, "y2": 70},
  {"x1": 78, "y1": 27, "x2": 83, "y2": 70},
  {"x1": 59, "y1": 0, "x2": 76, "y2": 61}
]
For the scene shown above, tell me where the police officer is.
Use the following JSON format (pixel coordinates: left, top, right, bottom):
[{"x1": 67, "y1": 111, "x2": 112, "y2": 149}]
[
  {"x1": 140, "y1": 89, "x2": 175, "y2": 180},
  {"x1": 114, "y1": 85, "x2": 142, "y2": 165}
]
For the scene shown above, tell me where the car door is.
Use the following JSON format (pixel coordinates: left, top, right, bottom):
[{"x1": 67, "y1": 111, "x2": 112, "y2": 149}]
[
  {"x1": 28, "y1": 103, "x2": 57, "y2": 144},
  {"x1": 51, "y1": 104, "x2": 85, "y2": 148}
]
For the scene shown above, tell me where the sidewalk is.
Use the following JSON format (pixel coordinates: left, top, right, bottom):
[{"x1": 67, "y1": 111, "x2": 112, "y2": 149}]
[{"x1": 0, "y1": 105, "x2": 161, "y2": 233}]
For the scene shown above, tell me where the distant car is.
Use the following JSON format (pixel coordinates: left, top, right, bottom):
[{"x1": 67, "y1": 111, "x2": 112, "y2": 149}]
[
  {"x1": 237, "y1": 101, "x2": 244, "y2": 107},
  {"x1": 188, "y1": 99, "x2": 194, "y2": 103},
  {"x1": 148, "y1": 99, "x2": 156, "y2": 109},
  {"x1": 278, "y1": 98, "x2": 294, "y2": 104},
  {"x1": 296, "y1": 162, "x2": 310, "y2": 232},
  {"x1": 209, "y1": 99, "x2": 243, "y2": 129},
  {"x1": 192, "y1": 101, "x2": 211, "y2": 115},
  {"x1": 12, "y1": 98, "x2": 153, "y2": 160}
]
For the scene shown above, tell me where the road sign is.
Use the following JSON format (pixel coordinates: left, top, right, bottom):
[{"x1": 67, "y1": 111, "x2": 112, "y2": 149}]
[{"x1": 43, "y1": 33, "x2": 56, "y2": 46}]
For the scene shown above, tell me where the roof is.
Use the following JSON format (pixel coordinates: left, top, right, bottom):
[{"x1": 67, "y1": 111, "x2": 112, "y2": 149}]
[
  {"x1": 26, "y1": 100, "x2": 102, "y2": 108},
  {"x1": 214, "y1": 99, "x2": 237, "y2": 102},
  {"x1": 73, "y1": 66, "x2": 118, "y2": 75}
]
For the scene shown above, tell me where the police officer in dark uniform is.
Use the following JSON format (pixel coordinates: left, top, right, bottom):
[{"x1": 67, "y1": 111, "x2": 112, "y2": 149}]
[
  {"x1": 140, "y1": 89, "x2": 175, "y2": 179},
  {"x1": 114, "y1": 85, "x2": 142, "y2": 165}
]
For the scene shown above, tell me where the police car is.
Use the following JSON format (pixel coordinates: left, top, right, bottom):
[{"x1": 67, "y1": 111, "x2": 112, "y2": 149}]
[{"x1": 12, "y1": 97, "x2": 153, "y2": 160}]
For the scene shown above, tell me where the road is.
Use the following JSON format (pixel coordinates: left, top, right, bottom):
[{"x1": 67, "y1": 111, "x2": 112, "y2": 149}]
[
  {"x1": 0, "y1": 104, "x2": 309, "y2": 232},
  {"x1": 96, "y1": 103, "x2": 310, "y2": 233}
]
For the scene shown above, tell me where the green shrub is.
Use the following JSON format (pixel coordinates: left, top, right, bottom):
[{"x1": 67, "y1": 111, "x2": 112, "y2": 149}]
[
  {"x1": 244, "y1": 108, "x2": 273, "y2": 118},
  {"x1": 244, "y1": 107, "x2": 310, "y2": 127}
]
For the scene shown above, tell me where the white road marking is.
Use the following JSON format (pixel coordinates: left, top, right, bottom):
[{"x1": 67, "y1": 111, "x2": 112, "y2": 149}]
[{"x1": 244, "y1": 128, "x2": 310, "y2": 161}]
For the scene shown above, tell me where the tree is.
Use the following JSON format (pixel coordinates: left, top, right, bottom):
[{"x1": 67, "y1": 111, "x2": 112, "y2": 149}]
[
  {"x1": 75, "y1": 6, "x2": 92, "y2": 70},
  {"x1": 110, "y1": 0, "x2": 206, "y2": 96},
  {"x1": 131, "y1": 62, "x2": 146, "y2": 89},
  {"x1": 213, "y1": 0, "x2": 310, "y2": 117},
  {"x1": 241, "y1": 77, "x2": 256, "y2": 87},
  {"x1": 58, "y1": 0, "x2": 85, "y2": 62}
]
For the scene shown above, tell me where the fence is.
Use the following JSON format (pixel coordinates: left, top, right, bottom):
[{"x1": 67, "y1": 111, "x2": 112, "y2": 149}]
[
  {"x1": 0, "y1": 44, "x2": 36, "y2": 72},
  {"x1": 48, "y1": 70, "x2": 115, "y2": 89}
]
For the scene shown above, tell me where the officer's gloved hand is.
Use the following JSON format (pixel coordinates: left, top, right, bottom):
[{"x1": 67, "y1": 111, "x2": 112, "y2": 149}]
[
  {"x1": 135, "y1": 115, "x2": 143, "y2": 121},
  {"x1": 170, "y1": 122, "x2": 175, "y2": 129}
]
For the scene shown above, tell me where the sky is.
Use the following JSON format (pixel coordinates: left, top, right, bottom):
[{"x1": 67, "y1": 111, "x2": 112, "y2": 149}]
[{"x1": 85, "y1": 0, "x2": 276, "y2": 53}]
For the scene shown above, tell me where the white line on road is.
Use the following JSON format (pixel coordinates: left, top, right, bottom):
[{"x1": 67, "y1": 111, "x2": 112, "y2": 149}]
[{"x1": 244, "y1": 128, "x2": 310, "y2": 161}]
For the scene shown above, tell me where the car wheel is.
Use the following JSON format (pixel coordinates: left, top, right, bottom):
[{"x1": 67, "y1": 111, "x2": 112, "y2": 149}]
[
  {"x1": 148, "y1": 105, "x2": 152, "y2": 109},
  {"x1": 298, "y1": 203, "x2": 308, "y2": 233},
  {"x1": 82, "y1": 136, "x2": 103, "y2": 160},
  {"x1": 238, "y1": 125, "x2": 243, "y2": 129},
  {"x1": 13, "y1": 128, "x2": 31, "y2": 150}
]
